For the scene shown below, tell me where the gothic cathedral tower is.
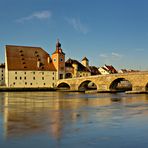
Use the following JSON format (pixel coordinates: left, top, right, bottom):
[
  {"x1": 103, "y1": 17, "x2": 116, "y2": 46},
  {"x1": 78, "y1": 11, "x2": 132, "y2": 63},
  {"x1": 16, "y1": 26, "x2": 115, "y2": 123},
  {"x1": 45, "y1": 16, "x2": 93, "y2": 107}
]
[{"x1": 52, "y1": 39, "x2": 65, "y2": 80}]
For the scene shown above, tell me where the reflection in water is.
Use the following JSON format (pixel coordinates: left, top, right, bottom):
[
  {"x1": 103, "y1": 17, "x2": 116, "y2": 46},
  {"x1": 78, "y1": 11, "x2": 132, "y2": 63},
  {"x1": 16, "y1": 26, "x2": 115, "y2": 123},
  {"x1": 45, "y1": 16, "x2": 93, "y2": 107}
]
[{"x1": 1, "y1": 92, "x2": 148, "y2": 147}]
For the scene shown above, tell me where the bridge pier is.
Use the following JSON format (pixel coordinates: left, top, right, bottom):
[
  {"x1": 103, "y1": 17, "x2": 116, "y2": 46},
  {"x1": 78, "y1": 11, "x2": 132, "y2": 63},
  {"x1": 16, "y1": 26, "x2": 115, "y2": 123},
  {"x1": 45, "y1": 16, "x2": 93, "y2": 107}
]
[
  {"x1": 69, "y1": 84, "x2": 79, "y2": 91},
  {"x1": 132, "y1": 86, "x2": 145, "y2": 91},
  {"x1": 97, "y1": 84, "x2": 110, "y2": 92}
]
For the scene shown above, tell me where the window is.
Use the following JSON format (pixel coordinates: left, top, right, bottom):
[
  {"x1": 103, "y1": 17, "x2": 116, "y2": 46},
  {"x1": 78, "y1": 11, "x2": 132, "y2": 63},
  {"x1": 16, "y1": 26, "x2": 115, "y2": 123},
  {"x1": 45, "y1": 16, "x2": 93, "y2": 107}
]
[
  {"x1": 2, "y1": 78, "x2": 3, "y2": 80},
  {"x1": 30, "y1": 83, "x2": 32, "y2": 85},
  {"x1": 44, "y1": 83, "x2": 46, "y2": 85},
  {"x1": 2, "y1": 74, "x2": 3, "y2": 76},
  {"x1": 42, "y1": 72, "x2": 44, "y2": 75},
  {"x1": 20, "y1": 77, "x2": 22, "y2": 80},
  {"x1": 24, "y1": 72, "x2": 26, "y2": 74},
  {"x1": 13, "y1": 82, "x2": 15, "y2": 85},
  {"x1": 15, "y1": 77, "x2": 17, "y2": 80},
  {"x1": 60, "y1": 58, "x2": 63, "y2": 62},
  {"x1": 53, "y1": 77, "x2": 54, "y2": 80},
  {"x1": 33, "y1": 77, "x2": 35, "y2": 80},
  {"x1": 54, "y1": 58, "x2": 56, "y2": 62},
  {"x1": 25, "y1": 82, "x2": 27, "y2": 85},
  {"x1": 53, "y1": 72, "x2": 54, "y2": 75},
  {"x1": 2, "y1": 70, "x2": 3, "y2": 72},
  {"x1": 33, "y1": 72, "x2": 35, "y2": 74},
  {"x1": 52, "y1": 83, "x2": 54, "y2": 87},
  {"x1": 42, "y1": 77, "x2": 44, "y2": 80},
  {"x1": 15, "y1": 72, "x2": 17, "y2": 74},
  {"x1": 24, "y1": 77, "x2": 26, "y2": 80},
  {"x1": 59, "y1": 74, "x2": 63, "y2": 79}
]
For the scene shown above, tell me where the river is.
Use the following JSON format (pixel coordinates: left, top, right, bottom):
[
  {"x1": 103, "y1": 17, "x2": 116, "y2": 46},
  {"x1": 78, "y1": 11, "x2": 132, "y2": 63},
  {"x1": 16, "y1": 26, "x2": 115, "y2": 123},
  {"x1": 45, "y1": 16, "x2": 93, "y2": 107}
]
[{"x1": 0, "y1": 91, "x2": 148, "y2": 148}]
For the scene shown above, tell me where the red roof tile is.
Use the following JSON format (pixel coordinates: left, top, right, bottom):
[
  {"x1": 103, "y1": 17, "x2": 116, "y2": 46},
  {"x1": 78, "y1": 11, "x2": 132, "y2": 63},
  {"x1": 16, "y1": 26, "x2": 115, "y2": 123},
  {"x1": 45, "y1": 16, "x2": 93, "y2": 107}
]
[{"x1": 6, "y1": 45, "x2": 56, "y2": 71}]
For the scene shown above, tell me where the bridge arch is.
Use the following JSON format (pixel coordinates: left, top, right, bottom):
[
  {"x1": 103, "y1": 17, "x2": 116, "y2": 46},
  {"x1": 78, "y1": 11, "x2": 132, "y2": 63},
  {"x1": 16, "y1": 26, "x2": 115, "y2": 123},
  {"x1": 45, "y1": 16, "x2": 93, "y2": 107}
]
[
  {"x1": 78, "y1": 80, "x2": 97, "y2": 91},
  {"x1": 145, "y1": 83, "x2": 148, "y2": 91},
  {"x1": 109, "y1": 78, "x2": 132, "y2": 91},
  {"x1": 57, "y1": 82, "x2": 70, "y2": 90}
]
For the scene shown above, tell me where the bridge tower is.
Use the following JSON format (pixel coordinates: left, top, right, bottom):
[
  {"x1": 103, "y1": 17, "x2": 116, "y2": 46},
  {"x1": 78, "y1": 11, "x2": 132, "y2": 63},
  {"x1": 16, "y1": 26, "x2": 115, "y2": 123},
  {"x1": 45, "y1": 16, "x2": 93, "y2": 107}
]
[{"x1": 52, "y1": 39, "x2": 65, "y2": 80}]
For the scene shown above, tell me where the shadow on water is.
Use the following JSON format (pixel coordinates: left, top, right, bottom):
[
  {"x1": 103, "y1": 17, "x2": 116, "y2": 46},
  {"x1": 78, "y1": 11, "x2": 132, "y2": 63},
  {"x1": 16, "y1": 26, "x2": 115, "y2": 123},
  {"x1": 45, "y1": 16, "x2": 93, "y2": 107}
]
[{"x1": 110, "y1": 98, "x2": 122, "y2": 102}]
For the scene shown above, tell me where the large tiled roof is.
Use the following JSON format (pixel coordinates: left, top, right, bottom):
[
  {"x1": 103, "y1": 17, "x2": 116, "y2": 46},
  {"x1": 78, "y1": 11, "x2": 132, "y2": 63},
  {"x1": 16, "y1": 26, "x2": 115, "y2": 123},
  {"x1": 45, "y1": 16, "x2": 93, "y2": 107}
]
[
  {"x1": 6, "y1": 45, "x2": 56, "y2": 71},
  {"x1": 65, "y1": 58, "x2": 90, "y2": 72}
]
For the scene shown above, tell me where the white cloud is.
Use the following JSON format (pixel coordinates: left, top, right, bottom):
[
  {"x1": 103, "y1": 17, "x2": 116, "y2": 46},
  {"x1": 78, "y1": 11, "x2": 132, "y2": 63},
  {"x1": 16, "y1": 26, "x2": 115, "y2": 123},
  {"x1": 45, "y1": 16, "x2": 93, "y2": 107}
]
[
  {"x1": 111, "y1": 52, "x2": 122, "y2": 58},
  {"x1": 16, "y1": 10, "x2": 52, "y2": 23},
  {"x1": 65, "y1": 17, "x2": 89, "y2": 34},
  {"x1": 99, "y1": 54, "x2": 108, "y2": 58},
  {"x1": 100, "y1": 52, "x2": 123, "y2": 59}
]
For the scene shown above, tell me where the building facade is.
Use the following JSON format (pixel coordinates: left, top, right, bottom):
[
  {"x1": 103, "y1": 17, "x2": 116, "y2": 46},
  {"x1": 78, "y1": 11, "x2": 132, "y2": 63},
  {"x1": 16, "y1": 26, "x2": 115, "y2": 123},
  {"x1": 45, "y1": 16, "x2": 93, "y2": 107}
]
[
  {"x1": 5, "y1": 45, "x2": 57, "y2": 88},
  {"x1": 0, "y1": 63, "x2": 5, "y2": 86}
]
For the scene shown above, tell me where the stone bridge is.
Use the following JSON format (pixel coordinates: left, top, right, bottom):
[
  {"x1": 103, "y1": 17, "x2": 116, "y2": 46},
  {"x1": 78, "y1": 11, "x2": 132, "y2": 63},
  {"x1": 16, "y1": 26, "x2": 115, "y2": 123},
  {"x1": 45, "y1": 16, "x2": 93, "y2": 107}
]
[{"x1": 57, "y1": 72, "x2": 148, "y2": 92}]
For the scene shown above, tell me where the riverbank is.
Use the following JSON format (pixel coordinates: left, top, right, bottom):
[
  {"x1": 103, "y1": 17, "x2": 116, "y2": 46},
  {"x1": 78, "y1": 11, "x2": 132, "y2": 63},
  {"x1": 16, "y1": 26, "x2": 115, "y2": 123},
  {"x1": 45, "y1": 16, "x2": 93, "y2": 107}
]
[
  {"x1": 0, "y1": 87, "x2": 56, "y2": 92},
  {"x1": 0, "y1": 87, "x2": 148, "y2": 94}
]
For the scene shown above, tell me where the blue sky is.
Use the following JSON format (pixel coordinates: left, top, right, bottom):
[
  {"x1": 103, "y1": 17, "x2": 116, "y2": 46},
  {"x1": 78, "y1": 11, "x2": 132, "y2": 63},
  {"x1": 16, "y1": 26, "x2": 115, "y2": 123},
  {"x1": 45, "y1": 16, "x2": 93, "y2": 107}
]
[{"x1": 1, "y1": 0, "x2": 148, "y2": 70}]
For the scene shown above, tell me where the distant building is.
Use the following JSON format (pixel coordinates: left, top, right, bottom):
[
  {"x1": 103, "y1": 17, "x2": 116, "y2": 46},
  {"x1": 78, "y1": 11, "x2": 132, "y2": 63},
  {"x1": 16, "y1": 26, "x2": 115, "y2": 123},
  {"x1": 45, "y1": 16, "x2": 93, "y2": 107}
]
[
  {"x1": 98, "y1": 64, "x2": 117, "y2": 75},
  {"x1": 88, "y1": 66, "x2": 101, "y2": 75},
  {"x1": 118, "y1": 69, "x2": 140, "y2": 73},
  {"x1": 0, "y1": 63, "x2": 5, "y2": 86},
  {"x1": 65, "y1": 58, "x2": 91, "y2": 78},
  {"x1": 65, "y1": 56, "x2": 101, "y2": 78}
]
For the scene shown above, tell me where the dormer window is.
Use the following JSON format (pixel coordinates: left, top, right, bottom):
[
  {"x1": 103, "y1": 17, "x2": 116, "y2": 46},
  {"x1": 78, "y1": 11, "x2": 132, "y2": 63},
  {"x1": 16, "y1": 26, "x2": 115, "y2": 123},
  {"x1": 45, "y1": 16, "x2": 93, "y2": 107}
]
[{"x1": 54, "y1": 59, "x2": 56, "y2": 62}]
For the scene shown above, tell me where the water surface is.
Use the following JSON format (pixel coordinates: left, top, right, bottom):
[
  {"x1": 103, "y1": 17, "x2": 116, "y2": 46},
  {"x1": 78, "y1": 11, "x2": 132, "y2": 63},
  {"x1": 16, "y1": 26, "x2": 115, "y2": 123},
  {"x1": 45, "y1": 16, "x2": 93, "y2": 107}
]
[{"x1": 0, "y1": 91, "x2": 148, "y2": 148}]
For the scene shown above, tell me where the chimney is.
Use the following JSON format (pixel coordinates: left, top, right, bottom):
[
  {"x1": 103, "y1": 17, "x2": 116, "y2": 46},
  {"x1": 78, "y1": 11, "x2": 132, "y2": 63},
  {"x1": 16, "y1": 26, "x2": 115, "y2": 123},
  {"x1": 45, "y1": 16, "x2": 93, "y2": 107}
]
[
  {"x1": 37, "y1": 61, "x2": 40, "y2": 68},
  {"x1": 47, "y1": 56, "x2": 51, "y2": 63}
]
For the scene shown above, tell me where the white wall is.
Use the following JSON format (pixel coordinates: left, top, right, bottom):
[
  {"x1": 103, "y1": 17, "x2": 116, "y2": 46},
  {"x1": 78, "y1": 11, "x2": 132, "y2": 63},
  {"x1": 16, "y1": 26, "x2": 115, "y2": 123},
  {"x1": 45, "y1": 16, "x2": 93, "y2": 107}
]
[
  {"x1": 5, "y1": 48, "x2": 8, "y2": 87},
  {"x1": 7, "y1": 70, "x2": 57, "y2": 88},
  {"x1": 98, "y1": 67, "x2": 110, "y2": 75}
]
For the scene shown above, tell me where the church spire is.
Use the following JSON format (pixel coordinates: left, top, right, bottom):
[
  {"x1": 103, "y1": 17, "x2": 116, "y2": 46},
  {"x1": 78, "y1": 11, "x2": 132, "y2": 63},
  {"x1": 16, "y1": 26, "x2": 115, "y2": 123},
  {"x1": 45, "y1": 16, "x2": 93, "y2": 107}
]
[
  {"x1": 52, "y1": 39, "x2": 65, "y2": 55},
  {"x1": 56, "y1": 38, "x2": 61, "y2": 50}
]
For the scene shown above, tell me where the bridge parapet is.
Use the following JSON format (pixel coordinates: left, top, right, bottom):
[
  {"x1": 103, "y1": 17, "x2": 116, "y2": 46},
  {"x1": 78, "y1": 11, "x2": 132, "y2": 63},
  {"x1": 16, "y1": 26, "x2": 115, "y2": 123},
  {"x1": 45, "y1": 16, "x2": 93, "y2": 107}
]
[{"x1": 57, "y1": 72, "x2": 148, "y2": 92}]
